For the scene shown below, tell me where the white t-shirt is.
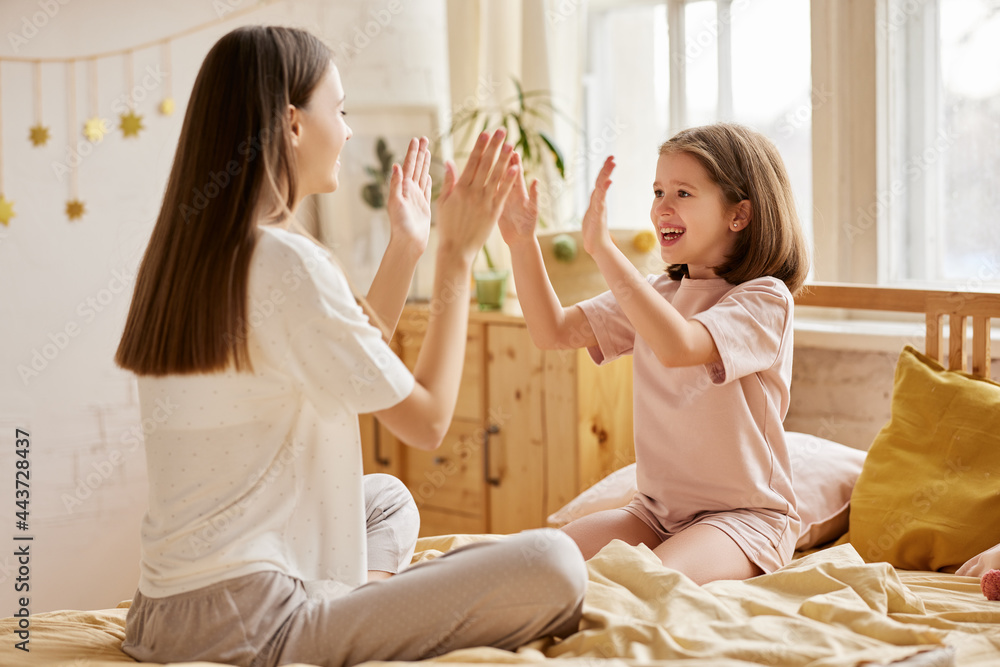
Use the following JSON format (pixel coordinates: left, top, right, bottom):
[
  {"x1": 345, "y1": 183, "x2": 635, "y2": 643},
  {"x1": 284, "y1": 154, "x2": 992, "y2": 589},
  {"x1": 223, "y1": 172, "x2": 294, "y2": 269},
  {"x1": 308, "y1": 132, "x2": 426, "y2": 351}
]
[{"x1": 134, "y1": 225, "x2": 414, "y2": 599}]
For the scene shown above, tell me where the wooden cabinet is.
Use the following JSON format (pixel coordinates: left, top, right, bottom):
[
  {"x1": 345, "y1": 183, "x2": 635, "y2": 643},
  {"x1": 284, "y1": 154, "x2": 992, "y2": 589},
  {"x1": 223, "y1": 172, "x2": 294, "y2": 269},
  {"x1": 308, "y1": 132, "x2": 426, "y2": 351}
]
[{"x1": 360, "y1": 302, "x2": 635, "y2": 537}]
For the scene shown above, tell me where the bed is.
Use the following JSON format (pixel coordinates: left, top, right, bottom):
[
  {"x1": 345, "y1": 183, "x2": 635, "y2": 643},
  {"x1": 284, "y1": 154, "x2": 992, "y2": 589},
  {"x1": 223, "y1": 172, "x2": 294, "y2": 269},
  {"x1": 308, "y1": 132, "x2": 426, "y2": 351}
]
[{"x1": 5, "y1": 282, "x2": 1000, "y2": 667}]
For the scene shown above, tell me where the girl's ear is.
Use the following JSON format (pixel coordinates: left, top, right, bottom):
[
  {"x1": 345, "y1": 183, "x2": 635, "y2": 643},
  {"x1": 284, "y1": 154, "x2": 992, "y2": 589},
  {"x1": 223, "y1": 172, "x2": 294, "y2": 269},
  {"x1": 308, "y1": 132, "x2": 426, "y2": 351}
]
[
  {"x1": 287, "y1": 104, "x2": 302, "y2": 147},
  {"x1": 731, "y1": 199, "x2": 751, "y2": 231}
]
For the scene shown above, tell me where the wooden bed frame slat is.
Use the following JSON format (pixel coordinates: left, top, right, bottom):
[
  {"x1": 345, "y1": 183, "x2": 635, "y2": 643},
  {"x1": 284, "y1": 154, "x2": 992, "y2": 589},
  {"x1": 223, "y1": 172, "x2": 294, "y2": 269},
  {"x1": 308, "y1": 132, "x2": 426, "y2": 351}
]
[
  {"x1": 926, "y1": 314, "x2": 941, "y2": 365},
  {"x1": 796, "y1": 283, "x2": 1000, "y2": 379},
  {"x1": 949, "y1": 315, "x2": 967, "y2": 372},
  {"x1": 973, "y1": 316, "x2": 991, "y2": 378}
]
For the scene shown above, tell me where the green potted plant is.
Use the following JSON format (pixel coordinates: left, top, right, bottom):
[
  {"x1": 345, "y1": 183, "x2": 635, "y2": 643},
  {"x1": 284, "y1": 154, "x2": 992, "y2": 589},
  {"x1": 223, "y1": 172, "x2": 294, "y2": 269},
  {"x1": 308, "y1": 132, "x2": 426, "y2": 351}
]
[
  {"x1": 361, "y1": 137, "x2": 394, "y2": 210},
  {"x1": 441, "y1": 78, "x2": 574, "y2": 310}
]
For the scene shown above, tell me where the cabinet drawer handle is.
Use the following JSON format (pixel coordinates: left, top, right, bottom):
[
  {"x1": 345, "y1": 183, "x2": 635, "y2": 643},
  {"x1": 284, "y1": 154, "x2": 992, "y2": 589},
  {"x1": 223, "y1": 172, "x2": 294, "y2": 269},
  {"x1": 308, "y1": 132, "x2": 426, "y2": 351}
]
[
  {"x1": 374, "y1": 420, "x2": 391, "y2": 467},
  {"x1": 483, "y1": 424, "x2": 501, "y2": 486}
]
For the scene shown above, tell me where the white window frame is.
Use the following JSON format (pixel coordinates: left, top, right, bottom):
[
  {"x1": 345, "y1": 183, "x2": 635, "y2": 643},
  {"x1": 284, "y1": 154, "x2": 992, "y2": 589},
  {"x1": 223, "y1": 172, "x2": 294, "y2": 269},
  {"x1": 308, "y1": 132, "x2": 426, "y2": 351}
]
[
  {"x1": 583, "y1": 0, "x2": 777, "y2": 230},
  {"x1": 585, "y1": 0, "x2": 817, "y2": 241},
  {"x1": 883, "y1": 0, "x2": 942, "y2": 284},
  {"x1": 587, "y1": 0, "x2": 988, "y2": 289},
  {"x1": 810, "y1": 0, "x2": 880, "y2": 285},
  {"x1": 583, "y1": 0, "x2": 1000, "y2": 351},
  {"x1": 587, "y1": 0, "x2": 877, "y2": 284},
  {"x1": 586, "y1": 0, "x2": 737, "y2": 134}
]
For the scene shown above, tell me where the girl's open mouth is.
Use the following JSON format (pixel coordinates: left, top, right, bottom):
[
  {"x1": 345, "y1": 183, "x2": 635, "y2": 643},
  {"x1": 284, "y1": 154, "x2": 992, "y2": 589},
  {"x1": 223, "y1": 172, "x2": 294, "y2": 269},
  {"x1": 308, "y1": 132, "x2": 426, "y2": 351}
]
[{"x1": 659, "y1": 227, "x2": 685, "y2": 246}]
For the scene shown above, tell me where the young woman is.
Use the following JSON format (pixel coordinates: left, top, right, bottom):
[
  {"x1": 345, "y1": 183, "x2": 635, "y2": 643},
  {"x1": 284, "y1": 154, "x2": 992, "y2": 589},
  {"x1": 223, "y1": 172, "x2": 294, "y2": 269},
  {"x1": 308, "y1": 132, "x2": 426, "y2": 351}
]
[
  {"x1": 499, "y1": 123, "x2": 809, "y2": 585},
  {"x1": 114, "y1": 25, "x2": 585, "y2": 667}
]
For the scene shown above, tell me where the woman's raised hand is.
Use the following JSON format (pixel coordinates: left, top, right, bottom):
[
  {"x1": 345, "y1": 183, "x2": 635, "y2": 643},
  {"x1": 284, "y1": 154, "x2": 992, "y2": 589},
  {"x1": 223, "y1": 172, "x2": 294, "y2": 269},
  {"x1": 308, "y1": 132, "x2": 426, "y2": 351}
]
[
  {"x1": 498, "y1": 153, "x2": 540, "y2": 248},
  {"x1": 436, "y1": 129, "x2": 518, "y2": 264},
  {"x1": 581, "y1": 156, "x2": 615, "y2": 256},
  {"x1": 386, "y1": 136, "x2": 432, "y2": 255}
]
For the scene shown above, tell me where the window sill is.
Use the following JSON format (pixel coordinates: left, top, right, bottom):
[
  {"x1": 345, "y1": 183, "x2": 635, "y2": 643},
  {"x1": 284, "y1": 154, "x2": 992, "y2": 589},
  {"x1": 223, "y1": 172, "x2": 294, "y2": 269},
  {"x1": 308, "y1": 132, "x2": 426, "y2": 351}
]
[
  {"x1": 794, "y1": 318, "x2": 924, "y2": 354},
  {"x1": 794, "y1": 317, "x2": 1000, "y2": 356}
]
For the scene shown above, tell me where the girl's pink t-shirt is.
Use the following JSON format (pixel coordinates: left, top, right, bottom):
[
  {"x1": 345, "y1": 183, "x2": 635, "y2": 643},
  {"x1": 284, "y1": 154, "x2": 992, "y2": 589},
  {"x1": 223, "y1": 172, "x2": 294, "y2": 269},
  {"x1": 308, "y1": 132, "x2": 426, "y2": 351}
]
[{"x1": 576, "y1": 275, "x2": 799, "y2": 540}]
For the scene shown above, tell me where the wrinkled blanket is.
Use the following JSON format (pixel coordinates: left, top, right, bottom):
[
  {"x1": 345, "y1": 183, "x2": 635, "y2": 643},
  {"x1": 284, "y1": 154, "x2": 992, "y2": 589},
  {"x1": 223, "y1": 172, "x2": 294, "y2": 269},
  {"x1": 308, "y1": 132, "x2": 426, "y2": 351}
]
[{"x1": 2, "y1": 536, "x2": 997, "y2": 667}]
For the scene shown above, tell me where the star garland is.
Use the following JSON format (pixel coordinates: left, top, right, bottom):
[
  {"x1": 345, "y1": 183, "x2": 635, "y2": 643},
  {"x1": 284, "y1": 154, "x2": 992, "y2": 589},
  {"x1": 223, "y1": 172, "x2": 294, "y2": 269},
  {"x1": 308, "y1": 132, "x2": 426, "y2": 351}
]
[
  {"x1": 65, "y1": 199, "x2": 86, "y2": 220},
  {"x1": 66, "y1": 60, "x2": 84, "y2": 220},
  {"x1": 29, "y1": 125, "x2": 50, "y2": 146},
  {"x1": 29, "y1": 62, "x2": 50, "y2": 147},
  {"x1": 84, "y1": 58, "x2": 110, "y2": 143},
  {"x1": 119, "y1": 111, "x2": 144, "y2": 137},
  {"x1": 119, "y1": 51, "x2": 144, "y2": 139},
  {"x1": 0, "y1": 0, "x2": 282, "y2": 227},
  {"x1": 0, "y1": 62, "x2": 13, "y2": 226},
  {"x1": 0, "y1": 196, "x2": 14, "y2": 226},
  {"x1": 158, "y1": 41, "x2": 175, "y2": 117},
  {"x1": 83, "y1": 116, "x2": 110, "y2": 142}
]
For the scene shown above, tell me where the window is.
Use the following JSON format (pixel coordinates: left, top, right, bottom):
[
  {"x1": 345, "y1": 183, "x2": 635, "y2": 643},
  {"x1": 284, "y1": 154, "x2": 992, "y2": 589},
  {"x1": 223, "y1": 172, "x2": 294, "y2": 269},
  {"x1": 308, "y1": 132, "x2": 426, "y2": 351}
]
[
  {"x1": 584, "y1": 0, "x2": 999, "y2": 291},
  {"x1": 583, "y1": 0, "x2": 813, "y2": 256},
  {"x1": 885, "y1": 0, "x2": 1000, "y2": 287}
]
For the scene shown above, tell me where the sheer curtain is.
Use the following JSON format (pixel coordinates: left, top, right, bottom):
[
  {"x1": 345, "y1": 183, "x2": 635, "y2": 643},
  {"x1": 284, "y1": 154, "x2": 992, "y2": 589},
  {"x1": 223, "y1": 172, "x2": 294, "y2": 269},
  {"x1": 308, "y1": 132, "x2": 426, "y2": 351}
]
[
  {"x1": 446, "y1": 0, "x2": 587, "y2": 273},
  {"x1": 311, "y1": 0, "x2": 587, "y2": 299}
]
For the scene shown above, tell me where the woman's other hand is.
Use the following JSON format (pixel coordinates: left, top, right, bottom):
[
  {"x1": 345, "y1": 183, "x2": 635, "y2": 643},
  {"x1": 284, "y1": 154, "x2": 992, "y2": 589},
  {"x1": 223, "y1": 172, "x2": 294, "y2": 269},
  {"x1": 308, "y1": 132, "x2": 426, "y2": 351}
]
[
  {"x1": 436, "y1": 129, "x2": 518, "y2": 264},
  {"x1": 386, "y1": 136, "x2": 432, "y2": 256},
  {"x1": 498, "y1": 153, "x2": 540, "y2": 249}
]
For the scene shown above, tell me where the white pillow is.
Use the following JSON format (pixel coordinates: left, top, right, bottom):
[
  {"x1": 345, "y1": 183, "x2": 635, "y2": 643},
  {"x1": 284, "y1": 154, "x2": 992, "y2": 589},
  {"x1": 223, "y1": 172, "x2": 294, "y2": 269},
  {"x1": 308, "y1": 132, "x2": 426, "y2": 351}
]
[
  {"x1": 956, "y1": 542, "x2": 1000, "y2": 578},
  {"x1": 547, "y1": 432, "x2": 866, "y2": 551}
]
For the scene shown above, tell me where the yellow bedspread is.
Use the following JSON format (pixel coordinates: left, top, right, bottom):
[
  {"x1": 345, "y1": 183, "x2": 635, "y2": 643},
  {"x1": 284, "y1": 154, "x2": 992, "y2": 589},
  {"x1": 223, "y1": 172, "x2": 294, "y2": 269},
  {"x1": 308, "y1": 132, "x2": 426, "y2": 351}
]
[{"x1": 3, "y1": 536, "x2": 998, "y2": 667}]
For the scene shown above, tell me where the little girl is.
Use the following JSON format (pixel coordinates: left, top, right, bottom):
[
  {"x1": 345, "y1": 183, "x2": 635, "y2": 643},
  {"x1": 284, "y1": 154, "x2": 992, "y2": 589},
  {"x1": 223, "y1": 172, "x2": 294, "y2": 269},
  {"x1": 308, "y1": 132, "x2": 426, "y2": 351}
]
[
  {"x1": 114, "y1": 26, "x2": 585, "y2": 667},
  {"x1": 500, "y1": 123, "x2": 809, "y2": 585}
]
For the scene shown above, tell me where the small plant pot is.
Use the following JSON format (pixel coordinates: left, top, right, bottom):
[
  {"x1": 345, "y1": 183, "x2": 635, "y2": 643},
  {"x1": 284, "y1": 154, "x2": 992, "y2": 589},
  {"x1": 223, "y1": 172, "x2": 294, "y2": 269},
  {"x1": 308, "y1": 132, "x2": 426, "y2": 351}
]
[{"x1": 473, "y1": 269, "x2": 510, "y2": 311}]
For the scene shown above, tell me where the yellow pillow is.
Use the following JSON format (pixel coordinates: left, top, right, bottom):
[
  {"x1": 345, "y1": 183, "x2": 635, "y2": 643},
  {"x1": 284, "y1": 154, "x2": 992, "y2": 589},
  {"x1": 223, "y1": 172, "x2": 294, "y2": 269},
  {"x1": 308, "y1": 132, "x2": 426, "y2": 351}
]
[{"x1": 850, "y1": 345, "x2": 1000, "y2": 571}]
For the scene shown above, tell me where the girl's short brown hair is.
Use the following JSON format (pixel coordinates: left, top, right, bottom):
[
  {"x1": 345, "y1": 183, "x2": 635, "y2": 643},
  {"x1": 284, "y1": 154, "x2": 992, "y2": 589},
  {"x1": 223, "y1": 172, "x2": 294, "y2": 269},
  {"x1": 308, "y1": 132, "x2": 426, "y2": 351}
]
[{"x1": 659, "y1": 123, "x2": 809, "y2": 295}]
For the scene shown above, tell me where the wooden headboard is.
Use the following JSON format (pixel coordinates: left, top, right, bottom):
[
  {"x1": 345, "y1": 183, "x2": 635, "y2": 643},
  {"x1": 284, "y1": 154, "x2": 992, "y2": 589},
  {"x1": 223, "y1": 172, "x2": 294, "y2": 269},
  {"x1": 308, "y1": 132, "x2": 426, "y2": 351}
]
[{"x1": 795, "y1": 282, "x2": 1000, "y2": 379}]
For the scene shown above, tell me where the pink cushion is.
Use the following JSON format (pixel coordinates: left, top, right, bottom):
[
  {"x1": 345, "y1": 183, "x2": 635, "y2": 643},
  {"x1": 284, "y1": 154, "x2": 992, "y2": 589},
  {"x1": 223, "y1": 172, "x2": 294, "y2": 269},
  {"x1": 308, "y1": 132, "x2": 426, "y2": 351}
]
[{"x1": 547, "y1": 432, "x2": 866, "y2": 551}]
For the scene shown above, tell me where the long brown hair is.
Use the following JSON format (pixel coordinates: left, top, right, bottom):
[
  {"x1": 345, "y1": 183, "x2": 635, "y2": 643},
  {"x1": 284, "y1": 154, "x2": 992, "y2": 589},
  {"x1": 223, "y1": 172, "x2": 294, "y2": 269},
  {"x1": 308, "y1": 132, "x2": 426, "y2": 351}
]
[
  {"x1": 659, "y1": 123, "x2": 810, "y2": 296},
  {"x1": 116, "y1": 26, "x2": 384, "y2": 376}
]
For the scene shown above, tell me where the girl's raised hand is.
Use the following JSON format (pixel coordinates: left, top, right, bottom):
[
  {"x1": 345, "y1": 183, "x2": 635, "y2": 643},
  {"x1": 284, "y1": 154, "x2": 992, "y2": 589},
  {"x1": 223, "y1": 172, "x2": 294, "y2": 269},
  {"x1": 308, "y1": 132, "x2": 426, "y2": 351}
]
[
  {"x1": 436, "y1": 129, "x2": 518, "y2": 263},
  {"x1": 581, "y1": 156, "x2": 615, "y2": 256},
  {"x1": 386, "y1": 136, "x2": 433, "y2": 255},
  {"x1": 497, "y1": 152, "x2": 540, "y2": 248}
]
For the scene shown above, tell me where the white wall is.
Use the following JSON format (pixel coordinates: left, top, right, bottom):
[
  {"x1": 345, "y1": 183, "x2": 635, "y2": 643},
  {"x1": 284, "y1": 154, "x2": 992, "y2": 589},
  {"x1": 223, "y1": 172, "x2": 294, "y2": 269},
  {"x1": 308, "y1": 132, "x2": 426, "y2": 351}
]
[
  {"x1": 0, "y1": 0, "x2": 448, "y2": 613},
  {"x1": 787, "y1": 344, "x2": 1000, "y2": 452}
]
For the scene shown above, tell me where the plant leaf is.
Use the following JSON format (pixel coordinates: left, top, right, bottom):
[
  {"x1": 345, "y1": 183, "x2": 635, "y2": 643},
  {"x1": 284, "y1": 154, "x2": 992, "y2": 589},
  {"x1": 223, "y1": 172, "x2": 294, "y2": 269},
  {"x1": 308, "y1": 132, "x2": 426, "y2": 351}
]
[
  {"x1": 513, "y1": 77, "x2": 525, "y2": 113},
  {"x1": 362, "y1": 183, "x2": 385, "y2": 209},
  {"x1": 481, "y1": 242, "x2": 495, "y2": 269},
  {"x1": 376, "y1": 137, "x2": 391, "y2": 162},
  {"x1": 538, "y1": 130, "x2": 566, "y2": 179},
  {"x1": 513, "y1": 115, "x2": 532, "y2": 161}
]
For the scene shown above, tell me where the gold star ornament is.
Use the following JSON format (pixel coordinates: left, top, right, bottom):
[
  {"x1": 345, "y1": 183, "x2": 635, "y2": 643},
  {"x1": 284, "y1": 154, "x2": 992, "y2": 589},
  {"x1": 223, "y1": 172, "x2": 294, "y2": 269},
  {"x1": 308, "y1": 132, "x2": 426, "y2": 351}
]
[
  {"x1": 66, "y1": 199, "x2": 86, "y2": 220},
  {"x1": 29, "y1": 124, "x2": 50, "y2": 147},
  {"x1": 119, "y1": 110, "x2": 144, "y2": 138},
  {"x1": 0, "y1": 195, "x2": 15, "y2": 226},
  {"x1": 83, "y1": 117, "x2": 110, "y2": 142},
  {"x1": 159, "y1": 97, "x2": 175, "y2": 116}
]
